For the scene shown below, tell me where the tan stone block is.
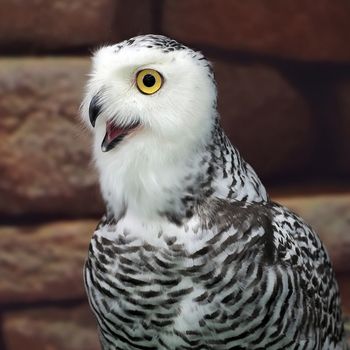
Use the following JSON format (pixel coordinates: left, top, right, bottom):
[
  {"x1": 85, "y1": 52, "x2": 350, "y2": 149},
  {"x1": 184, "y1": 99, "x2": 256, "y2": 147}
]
[
  {"x1": 0, "y1": 220, "x2": 96, "y2": 304},
  {"x1": 3, "y1": 305, "x2": 100, "y2": 350},
  {"x1": 214, "y1": 60, "x2": 315, "y2": 179},
  {"x1": 0, "y1": 58, "x2": 103, "y2": 217},
  {"x1": 163, "y1": 0, "x2": 350, "y2": 62},
  {"x1": 0, "y1": 0, "x2": 154, "y2": 53},
  {"x1": 334, "y1": 81, "x2": 350, "y2": 175}
]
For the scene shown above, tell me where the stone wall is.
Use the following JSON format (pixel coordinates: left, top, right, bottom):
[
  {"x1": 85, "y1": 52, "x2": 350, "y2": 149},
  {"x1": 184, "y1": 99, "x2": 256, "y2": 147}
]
[{"x1": 0, "y1": 1, "x2": 349, "y2": 348}]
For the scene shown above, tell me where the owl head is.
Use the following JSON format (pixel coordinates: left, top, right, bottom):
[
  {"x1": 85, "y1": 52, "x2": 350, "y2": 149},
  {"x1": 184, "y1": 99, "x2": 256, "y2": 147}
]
[
  {"x1": 80, "y1": 35, "x2": 218, "y2": 218},
  {"x1": 81, "y1": 35, "x2": 217, "y2": 157}
]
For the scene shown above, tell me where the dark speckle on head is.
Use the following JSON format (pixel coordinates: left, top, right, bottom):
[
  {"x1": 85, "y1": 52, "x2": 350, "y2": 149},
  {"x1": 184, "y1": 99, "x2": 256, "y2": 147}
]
[
  {"x1": 111, "y1": 34, "x2": 214, "y2": 81},
  {"x1": 115, "y1": 34, "x2": 187, "y2": 53}
]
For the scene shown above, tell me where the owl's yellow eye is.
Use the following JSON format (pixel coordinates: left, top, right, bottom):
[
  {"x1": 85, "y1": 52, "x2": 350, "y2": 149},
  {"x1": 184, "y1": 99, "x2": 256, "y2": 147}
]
[{"x1": 136, "y1": 69, "x2": 163, "y2": 95}]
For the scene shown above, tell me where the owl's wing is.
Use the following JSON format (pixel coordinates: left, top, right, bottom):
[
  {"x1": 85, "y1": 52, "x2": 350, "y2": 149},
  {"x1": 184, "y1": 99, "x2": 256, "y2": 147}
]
[{"x1": 192, "y1": 198, "x2": 345, "y2": 348}]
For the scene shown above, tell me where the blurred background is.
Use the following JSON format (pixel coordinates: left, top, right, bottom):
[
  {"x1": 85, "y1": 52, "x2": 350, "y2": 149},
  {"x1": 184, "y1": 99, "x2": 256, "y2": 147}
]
[{"x1": 0, "y1": 0, "x2": 349, "y2": 349}]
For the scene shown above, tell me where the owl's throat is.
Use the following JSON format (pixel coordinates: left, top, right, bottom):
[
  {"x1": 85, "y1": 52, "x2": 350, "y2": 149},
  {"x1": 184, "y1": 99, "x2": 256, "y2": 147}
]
[{"x1": 98, "y1": 125, "x2": 268, "y2": 224}]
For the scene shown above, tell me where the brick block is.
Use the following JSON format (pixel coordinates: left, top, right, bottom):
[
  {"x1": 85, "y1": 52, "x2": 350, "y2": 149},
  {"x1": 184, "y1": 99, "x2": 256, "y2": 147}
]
[
  {"x1": 334, "y1": 81, "x2": 350, "y2": 175},
  {"x1": 0, "y1": 220, "x2": 96, "y2": 304},
  {"x1": 162, "y1": 0, "x2": 350, "y2": 62},
  {"x1": 3, "y1": 305, "x2": 100, "y2": 350},
  {"x1": 0, "y1": 58, "x2": 103, "y2": 217},
  {"x1": 0, "y1": 0, "x2": 153, "y2": 53},
  {"x1": 214, "y1": 60, "x2": 315, "y2": 179}
]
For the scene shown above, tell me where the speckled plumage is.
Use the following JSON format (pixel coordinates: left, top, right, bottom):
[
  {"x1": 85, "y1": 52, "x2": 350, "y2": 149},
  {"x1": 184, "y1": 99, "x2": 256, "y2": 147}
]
[{"x1": 81, "y1": 35, "x2": 346, "y2": 349}]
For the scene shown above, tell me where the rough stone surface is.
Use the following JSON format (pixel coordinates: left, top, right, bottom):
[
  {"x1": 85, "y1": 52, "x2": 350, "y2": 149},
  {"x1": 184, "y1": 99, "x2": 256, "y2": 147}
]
[
  {"x1": 345, "y1": 315, "x2": 350, "y2": 345},
  {"x1": 163, "y1": 0, "x2": 350, "y2": 62},
  {"x1": 0, "y1": 0, "x2": 116, "y2": 52},
  {"x1": 215, "y1": 60, "x2": 315, "y2": 180},
  {"x1": 112, "y1": 0, "x2": 155, "y2": 45},
  {"x1": 0, "y1": 0, "x2": 153, "y2": 53},
  {"x1": 338, "y1": 275, "x2": 350, "y2": 315},
  {"x1": 0, "y1": 58, "x2": 103, "y2": 217},
  {"x1": 3, "y1": 304, "x2": 100, "y2": 350},
  {"x1": 334, "y1": 80, "x2": 350, "y2": 175},
  {"x1": 0, "y1": 220, "x2": 96, "y2": 304}
]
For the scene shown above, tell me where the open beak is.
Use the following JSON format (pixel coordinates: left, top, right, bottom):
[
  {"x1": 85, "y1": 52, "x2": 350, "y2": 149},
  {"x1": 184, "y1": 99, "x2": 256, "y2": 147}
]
[
  {"x1": 101, "y1": 120, "x2": 140, "y2": 152},
  {"x1": 89, "y1": 95, "x2": 140, "y2": 152}
]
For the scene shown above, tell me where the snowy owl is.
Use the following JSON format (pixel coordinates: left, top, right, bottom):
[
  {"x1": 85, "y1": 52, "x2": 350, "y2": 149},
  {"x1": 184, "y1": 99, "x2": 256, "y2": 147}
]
[{"x1": 80, "y1": 35, "x2": 346, "y2": 349}]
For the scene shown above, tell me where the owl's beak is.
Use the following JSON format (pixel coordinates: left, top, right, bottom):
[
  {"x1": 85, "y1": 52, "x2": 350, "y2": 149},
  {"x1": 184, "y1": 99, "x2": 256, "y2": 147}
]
[
  {"x1": 89, "y1": 95, "x2": 101, "y2": 127},
  {"x1": 88, "y1": 94, "x2": 141, "y2": 152}
]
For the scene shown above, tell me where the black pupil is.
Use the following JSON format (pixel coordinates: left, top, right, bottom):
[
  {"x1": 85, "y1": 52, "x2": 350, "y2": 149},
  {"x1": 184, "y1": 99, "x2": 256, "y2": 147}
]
[{"x1": 143, "y1": 74, "x2": 156, "y2": 87}]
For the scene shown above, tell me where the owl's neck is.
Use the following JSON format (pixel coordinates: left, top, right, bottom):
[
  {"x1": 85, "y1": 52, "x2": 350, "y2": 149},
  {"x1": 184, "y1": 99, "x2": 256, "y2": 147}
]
[{"x1": 97, "y1": 123, "x2": 268, "y2": 224}]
